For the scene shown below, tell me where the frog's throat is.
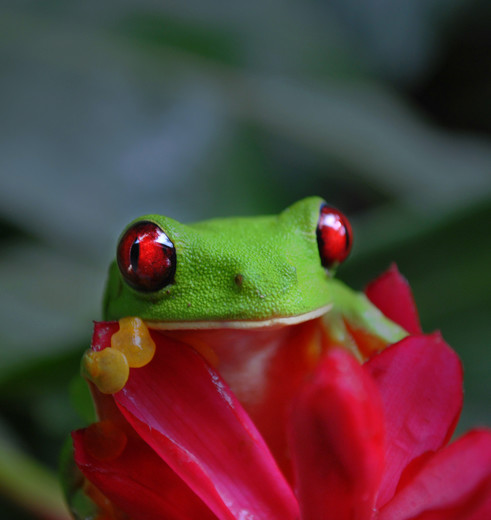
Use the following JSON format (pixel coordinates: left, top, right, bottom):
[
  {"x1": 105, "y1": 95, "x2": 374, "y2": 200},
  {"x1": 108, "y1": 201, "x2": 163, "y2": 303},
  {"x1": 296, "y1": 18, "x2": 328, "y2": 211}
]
[{"x1": 144, "y1": 303, "x2": 333, "y2": 330}]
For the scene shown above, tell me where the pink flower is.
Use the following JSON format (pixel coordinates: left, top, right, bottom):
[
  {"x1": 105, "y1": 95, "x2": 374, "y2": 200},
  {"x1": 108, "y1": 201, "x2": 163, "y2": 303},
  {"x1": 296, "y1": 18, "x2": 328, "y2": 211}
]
[{"x1": 71, "y1": 266, "x2": 491, "y2": 520}]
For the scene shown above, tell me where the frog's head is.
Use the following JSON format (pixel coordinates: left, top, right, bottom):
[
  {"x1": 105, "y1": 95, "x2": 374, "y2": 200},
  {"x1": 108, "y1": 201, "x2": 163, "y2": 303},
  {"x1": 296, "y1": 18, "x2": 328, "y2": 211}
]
[{"x1": 103, "y1": 197, "x2": 352, "y2": 329}]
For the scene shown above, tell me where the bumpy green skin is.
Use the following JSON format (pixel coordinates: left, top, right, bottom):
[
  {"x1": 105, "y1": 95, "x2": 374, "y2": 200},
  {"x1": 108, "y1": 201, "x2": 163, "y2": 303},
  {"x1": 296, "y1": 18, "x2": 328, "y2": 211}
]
[
  {"x1": 104, "y1": 197, "x2": 334, "y2": 322},
  {"x1": 103, "y1": 196, "x2": 406, "y2": 343}
]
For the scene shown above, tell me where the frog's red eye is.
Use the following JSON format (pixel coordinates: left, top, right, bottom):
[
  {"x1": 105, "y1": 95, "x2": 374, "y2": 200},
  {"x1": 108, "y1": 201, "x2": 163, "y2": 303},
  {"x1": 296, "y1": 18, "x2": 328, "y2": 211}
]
[
  {"x1": 117, "y1": 221, "x2": 176, "y2": 292},
  {"x1": 316, "y1": 204, "x2": 353, "y2": 268}
]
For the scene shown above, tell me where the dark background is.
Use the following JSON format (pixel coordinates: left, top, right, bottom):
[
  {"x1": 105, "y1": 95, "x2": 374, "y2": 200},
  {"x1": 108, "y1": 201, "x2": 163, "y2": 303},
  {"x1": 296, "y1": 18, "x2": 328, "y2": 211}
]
[{"x1": 1, "y1": 1, "x2": 490, "y2": 518}]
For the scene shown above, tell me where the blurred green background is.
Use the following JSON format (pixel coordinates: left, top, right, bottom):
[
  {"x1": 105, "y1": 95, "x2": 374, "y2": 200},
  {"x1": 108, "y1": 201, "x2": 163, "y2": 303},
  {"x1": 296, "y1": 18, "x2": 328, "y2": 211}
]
[{"x1": 1, "y1": 1, "x2": 490, "y2": 518}]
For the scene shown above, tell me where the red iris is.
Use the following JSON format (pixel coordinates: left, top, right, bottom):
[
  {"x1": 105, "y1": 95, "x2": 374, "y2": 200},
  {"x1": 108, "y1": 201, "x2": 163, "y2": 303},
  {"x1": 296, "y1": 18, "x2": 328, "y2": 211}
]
[
  {"x1": 117, "y1": 221, "x2": 176, "y2": 292},
  {"x1": 316, "y1": 204, "x2": 353, "y2": 268}
]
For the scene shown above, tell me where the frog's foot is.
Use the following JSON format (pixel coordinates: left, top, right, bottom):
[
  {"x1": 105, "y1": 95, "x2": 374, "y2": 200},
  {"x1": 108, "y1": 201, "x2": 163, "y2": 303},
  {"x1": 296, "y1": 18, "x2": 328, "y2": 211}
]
[{"x1": 82, "y1": 317, "x2": 156, "y2": 394}]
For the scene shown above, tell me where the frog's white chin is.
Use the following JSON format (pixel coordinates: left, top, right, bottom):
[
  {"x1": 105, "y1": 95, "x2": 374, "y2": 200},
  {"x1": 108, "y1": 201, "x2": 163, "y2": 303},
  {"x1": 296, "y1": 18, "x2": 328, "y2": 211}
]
[{"x1": 145, "y1": 303, "x2": 333, "y2": 331}]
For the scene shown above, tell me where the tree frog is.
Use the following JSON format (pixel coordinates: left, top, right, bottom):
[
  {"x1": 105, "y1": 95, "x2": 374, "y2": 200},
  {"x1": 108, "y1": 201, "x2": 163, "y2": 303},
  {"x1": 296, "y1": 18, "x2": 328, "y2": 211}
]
[
  {"x1": 84, "y1": 197, "x2": 406, "y2": 396},
  {"x1": 69, "y1": 197, "x2": 409, "y2": 520}
]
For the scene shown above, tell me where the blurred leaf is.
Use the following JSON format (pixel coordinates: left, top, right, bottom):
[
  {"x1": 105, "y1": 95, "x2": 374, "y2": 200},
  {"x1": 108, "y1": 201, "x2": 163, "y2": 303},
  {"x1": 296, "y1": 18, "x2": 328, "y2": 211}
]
[
  {"x1": 118, "y1": 12, "x2": 243, "y2": 66},
  {"x1": 0, "y1": 350, "x2": 81, "y2": 397},
  {"x1": 69, "y1": 376, "x2": 96, "y2": 425},
  {"x1": 0, "y1": 430, "x2": 70, "y2": 520},
  {"x1": 0, "y1": 5, "x2": 489, "y2": 242}
]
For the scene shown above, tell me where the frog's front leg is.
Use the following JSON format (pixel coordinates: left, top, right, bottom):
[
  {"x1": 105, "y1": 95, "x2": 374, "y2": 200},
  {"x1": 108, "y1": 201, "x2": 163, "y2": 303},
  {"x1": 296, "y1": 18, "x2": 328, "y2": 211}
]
[{"x1": 82, "y1": 317, "x2": 156, "y2": 394}]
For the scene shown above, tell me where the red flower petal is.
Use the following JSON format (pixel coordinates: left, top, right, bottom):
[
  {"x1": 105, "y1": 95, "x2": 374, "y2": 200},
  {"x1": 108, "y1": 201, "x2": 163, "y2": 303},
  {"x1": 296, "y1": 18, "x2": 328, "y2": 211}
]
[
  {"x1": 73, "y1": 424, "x2": 217, "y2": 520},
  {"x1": 114, "y1": 331, "x2": 299, "y2": 520},
  {"x1": 379, "y1": 429, "x2": 491, "y2": 520},
  {"x1": 365, "y1": 333, "x2": 463, "y2": 507},
  {"x1": 91, "y1": 320, "x2": 119, "y2": 351},
  {"x1": 167, "y1": 318, "x2": 330, "y2": 484},
  {"x1": 289, "y1": 349, "x2": 385, "y2": 520},
  {"x1": 365, "y1": 264, "x2": 422, "y2": 334}
]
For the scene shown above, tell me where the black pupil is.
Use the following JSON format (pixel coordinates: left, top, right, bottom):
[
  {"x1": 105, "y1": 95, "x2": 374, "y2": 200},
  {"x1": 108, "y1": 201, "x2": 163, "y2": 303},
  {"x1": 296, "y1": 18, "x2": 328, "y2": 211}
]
[{"x1": 130, "y1": 241, "x2": 140, "y2": 273}]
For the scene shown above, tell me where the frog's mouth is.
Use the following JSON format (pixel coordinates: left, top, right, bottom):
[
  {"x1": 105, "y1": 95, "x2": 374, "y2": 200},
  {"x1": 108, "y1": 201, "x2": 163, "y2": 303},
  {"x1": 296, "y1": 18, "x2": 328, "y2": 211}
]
[{"x1": 144, "y1": 303, "x2": 333, "y2": 331}]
